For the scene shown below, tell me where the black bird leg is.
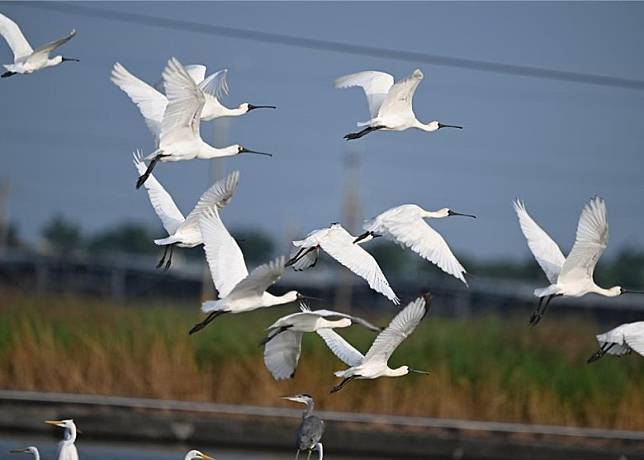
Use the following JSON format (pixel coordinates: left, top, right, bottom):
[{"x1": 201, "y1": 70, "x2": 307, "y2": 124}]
[
  {"x1": 136, "y1": 153, "x2": 168, "y2": 189},
  {"x1": 330, "y1": 376, "x2": 355, "y2": 393},
  {"x1": 587, "y1": 343, "x2": 615, "y2": 364},
  {"x1": 156, "y1": 245, "x2": 170, "y2": 269},
  {"x1": 286, "y1": 246, "x2": 317, "y2": 267},
  {"x1": 1, "y1": 71, "x2": 17, "y2": 78},
  {"x1": 189, "y1": 311, "x2": 227, "y2": 335},
  {"x1": 164, "y1": 244, "x2": 175, "y2": 271},
  {"x1": 259, "y1": 325, "x2": 293, "y2": 346},
  {"x1": 343, "y1": 125, "x2": 384, "y2": 140}
]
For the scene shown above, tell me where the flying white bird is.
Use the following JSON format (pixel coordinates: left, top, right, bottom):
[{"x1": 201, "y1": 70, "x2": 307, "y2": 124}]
[
  {"x1": 135, "y1": 57, "x2": 271, "y2": 189},
  {"x1": 111, "y1": 62, "x2": 275, "y2": 139},
  {"x1": 286, "y1": 223, "x2": 399, "y2": 304},
  {"x1": 514, "y1": 197, "x2": 644, "y2": 326},
  {"x1": 319, "y1": 294, "x2": 432, "y2": 393},
  {"x1": 263, "y1": 302, "x2": 381, "y2": 380},
  {"x1": 334, "y1": 69, "x2": 462, "y2": 140},
  {"x1": 45, "y1": 419, "x2": 79, "y2": 460},
  {"x1": 354, "y1": 204, "x2": 475, "y2": 285},
  {"x1": 183, "y1": 450, "x2": 215, "y2": 460},
  {"x1": 189, "y1": 208, "x2": 309, "y2": 334},
  {"x1": 282, "y1": 394, "x2": 325, "y2": 460},
  {"x1": 9, "y1": 447, "x2": 40, "y2": 459},
  {"x1": 133, "y1": 151, "x2": 239, "y2": 269},
  {"x1": 0, "y1": 12, "x2": 77, "y2": 78},
  {"x1": 587, "y1": 321, "x2": 644, "y2": 363}
]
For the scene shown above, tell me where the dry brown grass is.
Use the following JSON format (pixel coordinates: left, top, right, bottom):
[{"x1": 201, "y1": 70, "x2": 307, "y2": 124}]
[{"x1": 1, "y1": 290, "x2": 643, "y2": 430}]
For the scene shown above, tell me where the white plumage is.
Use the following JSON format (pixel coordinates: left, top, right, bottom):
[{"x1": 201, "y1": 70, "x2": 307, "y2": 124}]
[
  {"x1": 133, "y1": 151, "x2": 239, "y2": 269},
  {"x1": 112, "y1": 62, "x2": 273, "y2": 141},
  {"x1": 45, "y1": 420, "x2": 79, "y2": 460},
  {"x1": 356, "y1": 204, "x2": 475, "y2": 285},
  {"x1": 587, "y1": 321, "x2": 644, "y2": 363},
  {"x1": 189, "y1": 208, "x2": 303, "y2": 334},
  {"x1": 134, "y1": 58, "x2": 271, "y2": 189},
  {"x1": 0, "y1": 12, "x2": 78, "y2": 77},
  {"x1": 263, "y1": 302, "x2": 381, "y2": 380},
  {"x1": 183, "y1": 450, "x2": 214, "y2": 460},
  {"x1": 9, "y1": 446, "x2": 40, "y2": 460},
  {"x1": 318, "y1": 294, "x2": 432, "y2": 392},
  {"x1": 335, "y1": 69, "x2": 462, "y2": 140},
  {"x1": 287, "y1": 223, "x2": 399, "y2": 304},
  {"x1": 514, "y1": 197, "x2": 644, "y2": 326}
]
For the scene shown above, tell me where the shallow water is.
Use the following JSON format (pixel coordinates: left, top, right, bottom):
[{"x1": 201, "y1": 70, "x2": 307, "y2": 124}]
[{"x1": 0, "y1": 434, "x2": 361, "y2": 460}]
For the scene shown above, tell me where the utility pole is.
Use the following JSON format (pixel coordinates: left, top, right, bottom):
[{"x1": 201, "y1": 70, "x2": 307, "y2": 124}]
[{"x1": 334, "y1": 149, "x2": 361, "y2": 311}]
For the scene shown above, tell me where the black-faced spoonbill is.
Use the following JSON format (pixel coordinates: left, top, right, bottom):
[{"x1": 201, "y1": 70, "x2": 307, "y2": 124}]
[{"x1": 335, "y1": 69, "x2": 462, "y2": 140}]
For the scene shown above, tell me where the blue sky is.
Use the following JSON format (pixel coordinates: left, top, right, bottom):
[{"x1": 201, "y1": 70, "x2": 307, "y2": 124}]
[{"x1": 1, "y1": 2, "x2": 643, "y2": 260}]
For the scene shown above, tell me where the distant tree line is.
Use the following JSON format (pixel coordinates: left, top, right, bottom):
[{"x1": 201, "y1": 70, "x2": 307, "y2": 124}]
[{"x1": 3, "y1": 215, "x2": 644, "y2": 287}]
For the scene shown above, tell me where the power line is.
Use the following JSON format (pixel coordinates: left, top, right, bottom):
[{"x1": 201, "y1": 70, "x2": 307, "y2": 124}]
[{"x1": 14, "y1": 2, "x2": 644, "y2": 91}]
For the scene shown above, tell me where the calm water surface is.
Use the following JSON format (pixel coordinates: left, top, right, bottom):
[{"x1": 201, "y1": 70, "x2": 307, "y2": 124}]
[{"x1": 0, "y1": 434, "x2": 370, "y2": 460}]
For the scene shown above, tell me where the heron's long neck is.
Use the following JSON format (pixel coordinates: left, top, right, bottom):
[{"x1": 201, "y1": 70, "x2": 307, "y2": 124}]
[
  {"x1": 63, "y1": 426, "x2": 77, "y2": 445},
  {"x1": 303, "y1": 401, "x2": 315, "y2": 417},
  {"x1": 33, "y1": 450, "x2": 41, "y2": 460}
]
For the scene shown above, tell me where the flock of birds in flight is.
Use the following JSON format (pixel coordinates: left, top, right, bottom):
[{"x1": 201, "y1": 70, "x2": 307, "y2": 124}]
[{"x1": 2, "y1": 10, "x2": 644, "y2": 460}]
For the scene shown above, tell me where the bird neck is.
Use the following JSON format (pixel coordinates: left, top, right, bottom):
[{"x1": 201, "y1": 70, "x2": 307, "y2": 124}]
[
  {"x1": 263, "y1": 291, "x2": 297, "y2": 307},
  {"x1": 416, "y1": 120, "x2": 439, "y2": 132},
  {"x1": 421, "y1": 209, "x2": 445, "y2": 219},
  {"x1": 198, "y1": 143, "x2": 238, "y2": 159},
  {"x1": 592, "y1": 285, "x2": 621, "y2": 297},
  {"x1": 386, "y1": 366, "x2": 409, "y2": 377},
  {"x1": 303, "y1": 400, "x2": 315, "y2": 417},
  {"x1": 32, "y1": 450, "x2": 41, "y2": 460},
  {"x1": 63, "y1": 426, "x2": 77, "y2": 445}
]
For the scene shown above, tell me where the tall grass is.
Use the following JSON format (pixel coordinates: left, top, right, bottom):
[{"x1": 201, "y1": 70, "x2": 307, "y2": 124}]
[{"x1": 0, "y1": 290, "x2": 642, "y2": 430}]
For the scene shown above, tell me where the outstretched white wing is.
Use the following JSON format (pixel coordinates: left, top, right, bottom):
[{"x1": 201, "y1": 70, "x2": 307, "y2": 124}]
[
  {"x1": 160, "y1": 57, "x2": 205, "y2": 145},
  {"x1": 112, "y1": 62, "x2": 167, "y2": 138},
  {"x1": 334, "y1": 70, "x2": 395, "y2": 119},
  {"x1": 363, "y1": 295, "x2": 427, "y2": 365},
  {"x1": 513, "y1": 200, "x2": 566, "y2": 284},
  {"x1": 199, "y1": 68, "x2": 229, "y2": 99},
  {"x1": 316, "y1": 328, "x2": 364, "y2": 367},
  {"x1": 320, "y1": 226, "x2": 399, "y2": 304},
  {"x1": 152, "y1": 64, "x2": 207, "y2": 93},
  {"x1": 132, "y1": 150, "x2": 184, "y2": 235},
  {"x1": 558, "y1": 197, "x2": 608, "y2": 284},
  {"x1": 31, "y1": 29, "x2": 76, "y2": 58},
  {"x1": 0, "y1": 13, "x2": 33, "y2": 60},
  {"x1": 179, "y1": 171, "x2": 240, "y2": 242},
  {"x1": 288, "y1": 244, "x2": 320, "y2": 271},
  {"x1": 199, "y1": 208, "x2": 248, "y2": 298},
  {"x1": 264, "y1": 330, "x2": 303, "y2": 380},
  {"x1": 376, "y1": 215, "x2": 467, "y2": 285},
  {"x1": 227, "y1": 256, "x2": 286, "y2": 300},
  {"x1": 376, "y1": 69, "x2": 423, "y2": 120}
]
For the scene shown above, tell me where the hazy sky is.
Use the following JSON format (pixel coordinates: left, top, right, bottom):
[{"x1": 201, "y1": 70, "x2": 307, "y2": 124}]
[{"x1": 1, "y1": 2, "x2": 643, "y2": 260}]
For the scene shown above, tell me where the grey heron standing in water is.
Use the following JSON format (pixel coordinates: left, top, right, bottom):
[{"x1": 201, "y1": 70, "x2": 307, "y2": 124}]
[
  {"x1": 9, "y1": 447, "x2": 40, "y2": 459},
  {"x1": 282, "y1": 394, "x2": 325, "y2": 460}
]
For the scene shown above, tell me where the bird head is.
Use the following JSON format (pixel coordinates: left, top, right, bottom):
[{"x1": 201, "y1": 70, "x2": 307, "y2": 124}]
[
  {"x1": 447, "y1": 208, "x2": 477, "y2": 219},
  {"x1": 185, "y1": 450, "x2": 215, "y2": 460},
  {"x1": 617, "y1": 287, "x2": 644, "y2": 296},
  {"x1": 235, "y1": 145, "x2": 272, "y2": 157},
  {"x1": 58, "y1": 56, "x2": 79, "y2": 63},
  {"x1": 242, "y1": 103, "x2": 277, "y2": 113},
  {"x1": 10, "y1": 447, "x2": 39, "y2": 457},
  {"x1": 281, "y1": 393, "x2": 314, "y2": 406},
  {"x1": 45, "y1": 419, "x2": 75, "y2": 430}
]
